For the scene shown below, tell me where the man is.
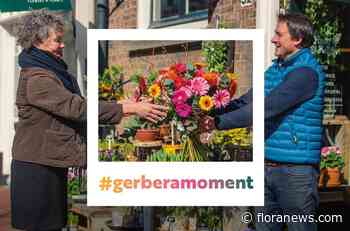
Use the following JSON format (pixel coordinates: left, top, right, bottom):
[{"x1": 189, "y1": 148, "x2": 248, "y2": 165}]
[{"x1": 203, "y1": 13, "x2": 325, "y2": 231}]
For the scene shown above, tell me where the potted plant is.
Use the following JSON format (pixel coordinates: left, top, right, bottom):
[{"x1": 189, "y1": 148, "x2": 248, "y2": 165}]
[
  {"x1": 134, "y1": 120, "x2": 160, "y2": 142},
  {"x1": 319, "y1": 146, "x2": 345, "y2": 187}
]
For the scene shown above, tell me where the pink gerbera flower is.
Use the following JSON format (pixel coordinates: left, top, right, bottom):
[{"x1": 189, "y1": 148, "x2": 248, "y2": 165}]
[
  {"x1": 194, "y1": 68, "x2": 205, "y2": 77},
  {"x1": 172, "y1": 90, "x2": 190, "y2": 105},
  {"x1": 175, "y1": 103, "x2": 192, "y2": 118},
  {"x1": 175, "y1": 63, "x2": 187, "y2": 73},
  {"x1": 213, "y1": 89, "x2": 230, "y2": 108},
  {"x1": 179, "y1": 86, "x2": 192, "y2": 98},
  {"x1": 190, "y1": 77, "x2": 209, "y2": 96}
]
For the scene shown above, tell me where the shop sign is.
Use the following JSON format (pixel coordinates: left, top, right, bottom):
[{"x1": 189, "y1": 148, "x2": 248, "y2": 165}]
[{"x1": 0, "y1": 0, "x2": 71, "y2": 13}]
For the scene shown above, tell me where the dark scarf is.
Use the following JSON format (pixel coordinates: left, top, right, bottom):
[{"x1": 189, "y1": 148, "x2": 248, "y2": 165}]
[{"x1": 18, "y1": 47, "x2": 81, "y2": 95}]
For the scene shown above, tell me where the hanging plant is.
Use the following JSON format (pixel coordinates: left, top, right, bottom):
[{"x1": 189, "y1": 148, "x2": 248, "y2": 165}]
[
  {"x1": 305, "y1": 0, "x2": 342, "y2": 66},
  {"x1": 202, "y1": 41, "x2": 228, "y2": 73}
]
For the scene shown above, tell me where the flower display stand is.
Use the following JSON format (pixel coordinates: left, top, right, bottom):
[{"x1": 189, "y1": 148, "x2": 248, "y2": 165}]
[{"x1": 132, "y1": 140, "x2": 162, "y2": 161}]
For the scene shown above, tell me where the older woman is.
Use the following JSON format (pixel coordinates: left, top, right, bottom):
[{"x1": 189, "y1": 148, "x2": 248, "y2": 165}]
[{"x1": 11, "y1": 10, "x2": 167, "y2": 231}]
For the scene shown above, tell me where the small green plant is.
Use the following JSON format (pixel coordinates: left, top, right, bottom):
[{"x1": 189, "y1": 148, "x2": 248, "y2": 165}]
[{"x1": 67, "y1": 168, "x2": 81, "y2": 197}]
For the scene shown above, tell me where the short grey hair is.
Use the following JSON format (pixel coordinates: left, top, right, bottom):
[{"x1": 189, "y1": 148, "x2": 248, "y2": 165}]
[{"x1": 15, "y1": 9, "x2": 64, "y2": 49}]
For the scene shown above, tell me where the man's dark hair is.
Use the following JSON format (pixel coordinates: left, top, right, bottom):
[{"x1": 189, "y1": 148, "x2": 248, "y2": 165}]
[{"x1": 278, "y1": 13, "x2": 314, "y2": 48}]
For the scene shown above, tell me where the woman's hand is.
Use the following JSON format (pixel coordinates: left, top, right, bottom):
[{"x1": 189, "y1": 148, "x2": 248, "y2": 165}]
[{"x1": 122, "y1": 102, "x2": 168, "y2": 123}]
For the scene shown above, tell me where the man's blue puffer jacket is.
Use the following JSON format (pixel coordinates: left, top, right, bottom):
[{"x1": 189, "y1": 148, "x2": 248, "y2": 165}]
[{"x1": 264, "y1": 48, "x2": 325, "y2": 164}]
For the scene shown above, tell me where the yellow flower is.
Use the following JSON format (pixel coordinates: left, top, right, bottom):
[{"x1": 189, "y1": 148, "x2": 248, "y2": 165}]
[
  {"x1": 226, "y1": 72, "x2": 239, "y2": 80},
  {"x1": 148, "y1": 84, "x2": 161, "y2": 98},
  {"x1": 199, "y1": 96, "x2": 214, "y2": 111},
  {"x1": 163, "y1": 144, "x2": 182, "y2": 154}
]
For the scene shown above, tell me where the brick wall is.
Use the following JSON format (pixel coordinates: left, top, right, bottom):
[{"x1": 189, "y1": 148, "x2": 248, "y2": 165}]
[
  {"x1": 108, "y1": 0, "x2": 137, "y2": 28},
  {"x1": 208, "y1": 0, "x2": 256, "y2": 29},
  {"x1": 233, "y1": 41, "x2": 253, "y2": 95},
  {"x1": 108, "y1": 41, "x2": 204, "y2": 95}
]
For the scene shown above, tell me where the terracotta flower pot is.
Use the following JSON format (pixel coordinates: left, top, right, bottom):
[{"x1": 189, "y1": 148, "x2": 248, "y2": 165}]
[
  {"x1": 135, "y1": 129, "x2": 160, "y2": 142},
  {"x1": 319, "y1": 168, "x2": 341, "y2": 187}
]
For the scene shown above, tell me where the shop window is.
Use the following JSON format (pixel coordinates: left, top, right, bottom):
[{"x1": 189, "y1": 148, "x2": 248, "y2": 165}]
[{"x1": 151, "y1": 0, "x2": 208, "y2": 28}]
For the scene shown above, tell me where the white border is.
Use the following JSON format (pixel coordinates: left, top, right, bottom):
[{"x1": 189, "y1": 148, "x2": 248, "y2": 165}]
[{"x1": 87, "y1": 29, "x2": 264, "y2": 206}]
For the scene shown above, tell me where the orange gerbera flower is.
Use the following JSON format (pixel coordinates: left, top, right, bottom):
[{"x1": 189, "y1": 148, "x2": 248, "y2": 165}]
[
  {"x1": 167, "y1": 69, "x2": 178, "y2": 80},
  {"x1": 203, "y1": 72, "x2": 219, "y2": 87}
]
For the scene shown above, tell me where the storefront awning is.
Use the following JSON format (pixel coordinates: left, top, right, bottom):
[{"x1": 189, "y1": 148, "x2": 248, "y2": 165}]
[{"x1": 0, "y1": 0, "x2": 71, "y2": 13}]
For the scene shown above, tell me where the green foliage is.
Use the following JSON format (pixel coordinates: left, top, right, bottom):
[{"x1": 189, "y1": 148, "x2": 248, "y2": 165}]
[
  {"x1": 305, "y1": 0, "x2": 342, "y2": 66},
  {"x1": 211, "y1": 128, "x2": 252, "y2": 147},
  {"x1": 202, "y1": 41, "x2": 228, "y2": 73},
  {"x1": 162, "y1": 207, "x2": 223, "y2": 230},
  {"x1": 147, "y1": 70, "x2": 158, "y2": 86},
  {"x1": 67, "y1": 178, "x2": 80, "y2": 196},
  {"x1": 197, "y1": 207, "x2": 223, "y2": 230},
  {"x1": 129, "y1": 72, "x2": 143, "y2": 84},
  {"x1": 146, "y1": 149, "x2": 185, "y2": 161},
  {"x1": 67, "y1": 212, "x2": 79, "y2": 226}
]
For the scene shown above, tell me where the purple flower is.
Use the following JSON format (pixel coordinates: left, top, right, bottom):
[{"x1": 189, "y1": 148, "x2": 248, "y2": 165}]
[{"x1": 175, "y1": 103, "x2": 192, "y2": 118}]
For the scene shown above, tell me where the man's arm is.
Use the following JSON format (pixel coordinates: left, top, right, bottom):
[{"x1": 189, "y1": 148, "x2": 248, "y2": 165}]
[{"x1": 215, "y1": 67, "x2": 319, "y2": 130}]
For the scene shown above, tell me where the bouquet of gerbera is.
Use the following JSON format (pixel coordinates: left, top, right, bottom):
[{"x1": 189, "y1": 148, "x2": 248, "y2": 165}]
[{"x1": 131, "y1": 62, "x2": 238, "y2": 160}]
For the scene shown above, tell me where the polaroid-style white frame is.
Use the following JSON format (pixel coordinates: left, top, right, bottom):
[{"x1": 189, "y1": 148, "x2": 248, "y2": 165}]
[{"x1": 87, "y1": 29, "x2": 264, "y2": 206}]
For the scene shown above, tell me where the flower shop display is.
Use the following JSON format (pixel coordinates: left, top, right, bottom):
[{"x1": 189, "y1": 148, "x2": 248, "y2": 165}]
[
  {"x1": 210, "y1": 128, "x2": 252, "y2": 161},
  {"x1": 99, "y1": 138, "x2": 137, "y2": 161},
  {"x1": 319, "y1": 146, "x2": 345, "y2": 187}
]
